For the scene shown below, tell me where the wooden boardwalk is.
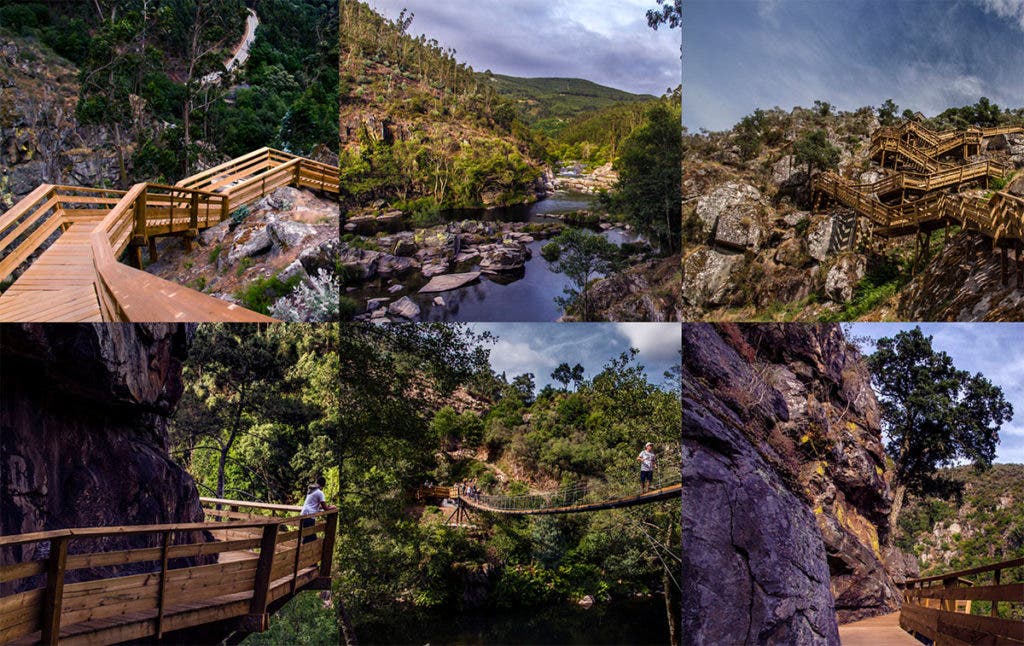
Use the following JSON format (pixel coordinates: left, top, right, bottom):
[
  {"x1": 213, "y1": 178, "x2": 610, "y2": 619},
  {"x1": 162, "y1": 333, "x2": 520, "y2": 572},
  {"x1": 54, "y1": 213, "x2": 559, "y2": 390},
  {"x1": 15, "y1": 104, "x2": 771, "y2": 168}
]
[
  {"x1": 839, "y1": 613, "x2": 920, "y2": 645},
  {"x1": 0, "y1": 149, "x2": 339, "y2": 322},
  {"x1": 812, "y1": 122, "x2": 1024, "y2": 280},
  {"x1": 0, "y1": 498, "x2": 338, "y2": 645}
]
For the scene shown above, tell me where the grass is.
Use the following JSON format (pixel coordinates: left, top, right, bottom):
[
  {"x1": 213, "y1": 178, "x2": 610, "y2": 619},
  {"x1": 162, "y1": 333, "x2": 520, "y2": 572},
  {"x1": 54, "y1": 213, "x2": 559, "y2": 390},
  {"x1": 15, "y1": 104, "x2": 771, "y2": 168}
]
[
  {"x1": 208, "y1": 244, "x2": 222, "y2": 263},
  {"x1": 235, "y1": 257, "x2": 254, "y2": 277}
]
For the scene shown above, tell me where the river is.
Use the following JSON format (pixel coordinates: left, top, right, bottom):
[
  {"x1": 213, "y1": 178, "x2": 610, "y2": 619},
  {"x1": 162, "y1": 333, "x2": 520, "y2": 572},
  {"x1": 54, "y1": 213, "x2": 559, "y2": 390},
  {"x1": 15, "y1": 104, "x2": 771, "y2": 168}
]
[
  {"x1": 348, "y1": 193, "x2": 643, "y2": 322},
  {"x1": 356, "y1": 598, "x2": 672, "y2": 645}
]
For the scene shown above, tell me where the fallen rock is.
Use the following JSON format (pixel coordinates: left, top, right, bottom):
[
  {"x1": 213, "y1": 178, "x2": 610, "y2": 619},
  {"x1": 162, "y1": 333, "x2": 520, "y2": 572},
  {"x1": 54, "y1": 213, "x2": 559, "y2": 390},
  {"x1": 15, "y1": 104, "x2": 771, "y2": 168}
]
[
  {"x1": 695, "y1": 182, "x2": 764, "y2": 239},
  {"x1": 433, "y1": 297, "x2": 445, "y2": 307},
  {"x1": 228, "y1": 226, "x2": 272, "y2": 263},
  {"x1": 479, "y1": 245, "x2": 527, "y2": 274},
  {"x1": 388, "y1": 296, "x2": 420, "y2": 320}
]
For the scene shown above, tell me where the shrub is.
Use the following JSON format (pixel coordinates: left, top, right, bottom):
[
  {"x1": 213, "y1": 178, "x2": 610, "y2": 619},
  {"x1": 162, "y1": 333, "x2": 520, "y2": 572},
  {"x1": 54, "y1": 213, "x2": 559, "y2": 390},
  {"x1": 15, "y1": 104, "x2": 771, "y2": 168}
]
[
  {"x1": 269, "y1": 269, "x2": 352, "y2": 321},
  {"x1": 234, "y1": 274, "x2": 302, "y2": 314}
]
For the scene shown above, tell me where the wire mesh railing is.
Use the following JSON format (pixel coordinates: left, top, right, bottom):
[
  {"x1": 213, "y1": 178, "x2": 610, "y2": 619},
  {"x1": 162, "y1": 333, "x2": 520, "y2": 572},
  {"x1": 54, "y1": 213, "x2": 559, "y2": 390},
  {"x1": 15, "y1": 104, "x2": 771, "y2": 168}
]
[{"x1": 457, "y1": 469, "x2": 681, "y2": 512}]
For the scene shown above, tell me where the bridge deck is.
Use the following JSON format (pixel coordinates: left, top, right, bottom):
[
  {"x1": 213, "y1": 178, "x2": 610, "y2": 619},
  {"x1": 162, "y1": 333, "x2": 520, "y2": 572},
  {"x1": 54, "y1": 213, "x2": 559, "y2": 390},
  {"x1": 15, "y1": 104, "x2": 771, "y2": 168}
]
[
  {"x1": 839, "y1": 612, "x2": 920, "y2": 645},
  {"x1": 0, "y1": 223, "x2": 103, "y2": 322},
  {"x1": 461, "y1": 482, "x2": 682, "y2": 515}
]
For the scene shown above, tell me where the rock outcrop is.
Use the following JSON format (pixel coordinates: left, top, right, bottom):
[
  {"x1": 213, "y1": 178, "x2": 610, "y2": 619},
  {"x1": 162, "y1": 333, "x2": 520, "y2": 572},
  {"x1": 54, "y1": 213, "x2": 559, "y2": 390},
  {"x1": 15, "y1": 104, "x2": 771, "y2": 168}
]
[
  {"x1": 0, "y1": 324, "x2": 207, "y2": 591},
  {"x1": 682, "y1": 324, "x2": 910, "y2": 643},
  {"x1": 1, "y1": 37, "x2": 125, "y2": 208},
  {"x1": 897, "y1": 232, "x2": 1024, "y2": 321}
]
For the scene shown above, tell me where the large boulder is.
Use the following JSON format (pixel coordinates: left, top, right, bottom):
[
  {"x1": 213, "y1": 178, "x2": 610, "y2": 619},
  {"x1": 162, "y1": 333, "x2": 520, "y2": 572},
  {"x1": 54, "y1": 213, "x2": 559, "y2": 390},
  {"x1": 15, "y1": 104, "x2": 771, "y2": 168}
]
[
  {"x1": 806, "y1": 215, "x2": 837, "y2": 262},
  {"x1": 227, "y1": 226, "x2": 273, "y2": 263},
  {"x1": 388, "y1": 296, "x2": 420, "y2": 320},
  {"x1": 682, "y1": 247, "x2": 743, "y2": 309},
  {"x1": 479, "y1": 245, "x2": 527, "y2": 274},
  {"x1": 265, "y1": 213, "x2": 317, "y2": 250},
  {"x1": 714, "y1": 209, "x2": 767, "y2": 251},
  {"x1": 300, "y1": 239, "x2": 343, "y2": 276},
  {"x1": 825, "y1": 254, "x2": 867, "y2": 303},
  {"x1": 694, "y1": 182, "x2": 764, "y2": 239}
]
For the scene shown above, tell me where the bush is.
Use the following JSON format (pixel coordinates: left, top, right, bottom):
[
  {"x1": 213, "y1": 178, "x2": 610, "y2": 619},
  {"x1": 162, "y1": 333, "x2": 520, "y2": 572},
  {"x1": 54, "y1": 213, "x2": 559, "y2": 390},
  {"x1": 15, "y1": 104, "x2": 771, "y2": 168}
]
[
  {"x1": 269, "y1": 269, "x2": 351, "y2": 321},
  {"x1": 540, "y1": 241, "x2": 561, "y2": 262},
  {"x1": 234, "y1": 274, "x2": 303, "y2": 314}
]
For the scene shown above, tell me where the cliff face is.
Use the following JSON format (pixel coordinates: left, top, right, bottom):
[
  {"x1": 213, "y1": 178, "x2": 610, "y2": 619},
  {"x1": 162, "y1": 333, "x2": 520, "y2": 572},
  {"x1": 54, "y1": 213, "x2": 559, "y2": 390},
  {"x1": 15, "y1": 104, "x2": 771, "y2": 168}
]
[
  {"x1": 1, "y1": 37, "x2": 124, "y2": 208},
  {"x1": 0, "y1": 324, "x2": 204, "y2": 587},
  {"x1": 681, "y1": 323, "x2": 911, "y2": 643}
]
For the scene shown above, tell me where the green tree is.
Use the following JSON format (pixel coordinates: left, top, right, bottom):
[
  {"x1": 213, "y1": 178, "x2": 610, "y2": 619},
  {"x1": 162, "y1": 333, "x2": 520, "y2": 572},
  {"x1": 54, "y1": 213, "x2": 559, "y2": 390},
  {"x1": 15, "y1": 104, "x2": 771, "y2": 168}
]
[
  {"x1": 877, "y1": 98, "x2": 899, "y2": 126},
  {"x1": 793, "y1": 128, "x2": 840, "y2": 190},
  {"x1": 612, "y1": 103, "x2": 683, "y2": 253},
  {"x1": 546, "y1": 228, "x2": 620, "y2": 321},
  {"x1": 647, "y1": 0, "x2": 681, "y2": 29},
  {"x1": 867, "y1": 327, "x2": 1012, "y2": 533},
  {"x1": 552, "y1": 363, "x2": 585, "y2": 391}
]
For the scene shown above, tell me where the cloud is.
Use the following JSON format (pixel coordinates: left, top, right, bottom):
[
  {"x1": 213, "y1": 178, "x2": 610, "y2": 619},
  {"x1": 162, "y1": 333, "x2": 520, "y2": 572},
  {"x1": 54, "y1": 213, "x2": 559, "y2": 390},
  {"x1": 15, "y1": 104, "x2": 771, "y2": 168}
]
[
  {"x1": 369, "y1": 0, "x2": 680, "y2": 95},
  {"x1": 972, "y1": 0, "x2": 1024, "y2": 30},
  {"x1": 488, "y1": 338, "x2": 560, "y2": 378},
  {"x1": 613, "y1": 323, "x2": 681, "y2": 363}
]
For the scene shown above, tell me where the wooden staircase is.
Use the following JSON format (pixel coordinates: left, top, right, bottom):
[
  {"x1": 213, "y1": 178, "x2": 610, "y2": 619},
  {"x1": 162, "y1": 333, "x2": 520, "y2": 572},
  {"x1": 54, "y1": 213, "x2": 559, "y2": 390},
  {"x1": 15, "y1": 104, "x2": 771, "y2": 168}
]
[
  {"x1": 0, "y1": 149, "x2": 339, "y2": 322},
  {"x1": 812, "y1": 123, "x2": 1024, "y2": 274}
]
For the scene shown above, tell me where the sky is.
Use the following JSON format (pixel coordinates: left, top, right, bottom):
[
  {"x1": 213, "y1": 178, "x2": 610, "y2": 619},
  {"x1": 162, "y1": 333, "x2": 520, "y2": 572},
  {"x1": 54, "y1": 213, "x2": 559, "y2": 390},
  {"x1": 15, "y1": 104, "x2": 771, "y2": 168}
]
[
  {"x1": 848, "y1": 323, "x2": 1024, "y2": 464},
  {"x1": 467, "y1": 323, "x2": 680, "y2": 391},
  {"x1": 683, "y1": 0, "x2": 1024, "y2": 132},
  {"x1": 368, "y1": 0, "x2": 682, "y2": 96}
]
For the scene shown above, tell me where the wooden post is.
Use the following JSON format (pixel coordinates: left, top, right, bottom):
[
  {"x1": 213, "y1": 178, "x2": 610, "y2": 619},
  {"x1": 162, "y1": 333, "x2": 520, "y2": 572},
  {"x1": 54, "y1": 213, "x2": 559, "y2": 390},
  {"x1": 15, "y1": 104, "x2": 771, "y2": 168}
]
[
  {"x1": 991, "y1": 568, "x2": 1001, "y2": 617},
  {"x1": 249, "y1": 523, "x2": 279, "y2": 624},
  {"x1": 319, "y1": 510, "x2": 338, "y2": 579},
  {"x1": 221, "y1": 196, "x2": 229, "y2": 223},
  {"x1": 291, "y1": 520, "x2": 304, "y2": 595},
  {"x1": 134, "y1": 191, "x2": 147, "y2": 236},
  {"x1": 189, "y1": 191, "x2": 199, "y2": 232},
  {"x1": 156, "y1": 530, "x2": 171, "y2": 638},
  {"x1": 1001, "y1": 246, "x2": 1008, "y2": 286},
  {"x1": 148, "y1": 236, "x2": 158, "y2": 263},
  {"x1": 40, "y1": 536, "x2": 68, "y2": 645}
]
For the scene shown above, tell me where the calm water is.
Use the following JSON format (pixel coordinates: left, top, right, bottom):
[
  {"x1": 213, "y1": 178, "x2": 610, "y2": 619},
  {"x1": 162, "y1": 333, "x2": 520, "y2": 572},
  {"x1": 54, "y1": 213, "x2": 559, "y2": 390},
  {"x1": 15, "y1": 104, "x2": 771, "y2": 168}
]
[
  {"x1": 349, "y1": 193, "x2": 641, "y2": 322},
  {"x1": 357, "y1": 598, "x2": 673, "y2": 645}
]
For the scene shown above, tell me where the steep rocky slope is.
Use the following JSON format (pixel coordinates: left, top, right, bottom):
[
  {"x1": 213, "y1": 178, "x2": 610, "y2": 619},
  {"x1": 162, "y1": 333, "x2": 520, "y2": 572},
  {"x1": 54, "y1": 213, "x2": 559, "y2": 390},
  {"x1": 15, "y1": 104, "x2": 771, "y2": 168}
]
[
  {"x1": 0, "y1": 324, "x2": 206, "y2": 589},
  {"x1": 682, "y1": 106, "x2": 1024, "y2": 321},
  {"x1": 898, "y1": 464, "x2": 1024, "y2": 576},
  {"x1": 681, "y1": 324, "x2": 913, "y2": 642},
  {"x1": 1, "y1": 36, "x2": 123, "y2": 208}
]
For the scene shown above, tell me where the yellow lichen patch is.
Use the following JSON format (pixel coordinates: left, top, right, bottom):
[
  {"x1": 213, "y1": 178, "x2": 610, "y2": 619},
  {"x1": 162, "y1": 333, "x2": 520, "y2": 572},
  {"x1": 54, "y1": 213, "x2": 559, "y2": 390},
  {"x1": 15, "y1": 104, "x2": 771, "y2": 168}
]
[
  {"x1": 813, "y1": 505, "x2": 824, "y2": 515},
  {"x1": 875, "y1": 465, "x2": 884, "y2": 477},
  {"x1": 800, "y1": 434, "x2": 810, "y2": 444},
  {"x1": 846, "y1": 421, "x2": 858, "y2": 431},
  {"x1": 816, "y1": 462, "x2": 826, "y2": 477}
]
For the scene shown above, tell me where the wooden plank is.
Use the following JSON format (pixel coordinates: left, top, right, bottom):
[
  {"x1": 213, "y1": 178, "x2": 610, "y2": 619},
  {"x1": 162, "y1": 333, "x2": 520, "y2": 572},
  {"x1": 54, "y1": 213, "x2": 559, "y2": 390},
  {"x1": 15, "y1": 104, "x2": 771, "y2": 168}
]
[
  {"x1": 907, "y1": 558, "x2": 1024, "y2": 585},
  {"x1": 910, "y1": 582, "x2": 1022, "y2": 602},
  {"x1": 155, "y1": 531, "x2": 170, "y2": 638},
  {"x1": 320, "y1": 511, "x2": 338, "y2": 578},
  {"x1": 40, "y1": 536, "x2": 68, "y2": 645},
  {"x1": 0, "y1": 560, "x2": 46, "y2": 583}
]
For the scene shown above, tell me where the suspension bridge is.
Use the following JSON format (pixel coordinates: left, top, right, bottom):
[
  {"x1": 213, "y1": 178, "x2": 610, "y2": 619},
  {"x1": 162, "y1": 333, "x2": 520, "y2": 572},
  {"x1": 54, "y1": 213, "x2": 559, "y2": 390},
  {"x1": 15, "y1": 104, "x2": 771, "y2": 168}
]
[
  {"x1": 811, "y1": 121, "x2": 1024, "y2": 282},
  {"x1": 0, "y1": 498, "x2": 338, "y2": 645},
  {"x1": 439, "y1": 472, "x2": 681, "y2": 525},
  {"x1": 0, "y1": 149, "x2": 339, "y2": 322},
  {"x1": 839, "y1": 557, "x2": 1023, "y2": 645}
]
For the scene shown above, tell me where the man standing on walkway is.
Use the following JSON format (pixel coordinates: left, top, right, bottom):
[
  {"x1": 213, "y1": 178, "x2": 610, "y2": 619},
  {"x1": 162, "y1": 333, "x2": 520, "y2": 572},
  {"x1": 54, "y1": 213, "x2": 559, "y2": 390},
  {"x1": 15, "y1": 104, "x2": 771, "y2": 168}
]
[{"x1": 637, "y1": 442, "x2": 657, "y2": 493}]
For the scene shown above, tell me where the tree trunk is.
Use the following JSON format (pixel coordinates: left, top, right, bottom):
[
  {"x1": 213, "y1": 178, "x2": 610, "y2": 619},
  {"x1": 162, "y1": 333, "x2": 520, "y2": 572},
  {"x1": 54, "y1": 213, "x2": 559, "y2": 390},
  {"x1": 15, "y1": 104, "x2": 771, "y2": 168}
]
[
  {"x1": 888, "y1": 482, "x2": 907, "y2": 540},
  {"x1": 216, "y1": 446, "x2": 227, "y2": 498},
  {"x1": 662, "y1": 518, "x2": 679, "y2": 646},
  {"x1": 336, "y1": 597, "x2": 359, "y2": 645}
]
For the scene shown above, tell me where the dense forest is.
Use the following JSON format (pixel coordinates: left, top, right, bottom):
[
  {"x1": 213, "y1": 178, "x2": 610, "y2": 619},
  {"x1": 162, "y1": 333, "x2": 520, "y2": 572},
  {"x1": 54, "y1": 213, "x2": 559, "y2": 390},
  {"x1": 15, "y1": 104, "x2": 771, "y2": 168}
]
[
  {"x1": 166, "y1": 324, "x2": 681, "y2": 644},
  {"x1": 0, "y1": 0, "x2": 338, "y2": 184}
]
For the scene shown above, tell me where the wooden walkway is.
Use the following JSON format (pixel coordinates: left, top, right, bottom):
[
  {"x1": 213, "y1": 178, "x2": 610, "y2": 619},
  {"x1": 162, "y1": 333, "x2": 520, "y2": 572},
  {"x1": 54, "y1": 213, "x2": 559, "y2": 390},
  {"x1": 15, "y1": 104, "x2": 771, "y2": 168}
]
[
  {"x1": 839, "y1": 613, "x2": 920, "y2": 645},
  {"x1": 0, "y1": 149, "x2": 339, "y2": 322},
  {"x1": 812, "y1": 122, "x2": 1024, "y2": 277},
  {"x1": 0, "y1": 498, "x2": 338, "y2": 645}
]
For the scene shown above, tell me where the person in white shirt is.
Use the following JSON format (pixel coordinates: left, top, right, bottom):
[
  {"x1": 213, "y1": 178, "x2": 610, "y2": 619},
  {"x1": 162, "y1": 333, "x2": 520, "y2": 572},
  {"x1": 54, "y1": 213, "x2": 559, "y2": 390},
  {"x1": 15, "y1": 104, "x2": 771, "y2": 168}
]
[
  {"x1": 637, "y1": 443, "x2": 657, "y2": 493},
  {"x1": 301, "y1": 476, "x2": 331, "y2": 543}
]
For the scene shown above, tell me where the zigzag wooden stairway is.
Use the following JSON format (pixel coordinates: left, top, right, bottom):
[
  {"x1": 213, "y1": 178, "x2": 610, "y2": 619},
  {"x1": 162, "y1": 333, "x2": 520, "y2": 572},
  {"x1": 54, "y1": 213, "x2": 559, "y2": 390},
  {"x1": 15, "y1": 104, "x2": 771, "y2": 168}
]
[
  {"x1": 0, "y1": 149, "x2": 339, "y2": 322},
  {"x1": 812, "y1": 122, "x2": 1024, "y2": 282},
  {"x1": 0, "y1": 498, "x2": 339, "y2": 645}
]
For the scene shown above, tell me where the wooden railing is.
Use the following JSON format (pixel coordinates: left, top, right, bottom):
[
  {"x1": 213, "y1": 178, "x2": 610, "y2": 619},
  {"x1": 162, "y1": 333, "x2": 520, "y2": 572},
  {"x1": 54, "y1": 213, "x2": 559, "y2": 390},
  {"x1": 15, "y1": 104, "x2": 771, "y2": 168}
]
[
  {"x1": 0, "y1": 497, "x2": 338, "y2": 645},
  {"x1": 0, "y1": 148, "x2": 339, "y2": 322},
  {"x1": 899, "y1": 558, "x2": 1024, "y2": 645},
  {"x1": 812, "y1": 123, "x2": 1023, "y2": 247}
]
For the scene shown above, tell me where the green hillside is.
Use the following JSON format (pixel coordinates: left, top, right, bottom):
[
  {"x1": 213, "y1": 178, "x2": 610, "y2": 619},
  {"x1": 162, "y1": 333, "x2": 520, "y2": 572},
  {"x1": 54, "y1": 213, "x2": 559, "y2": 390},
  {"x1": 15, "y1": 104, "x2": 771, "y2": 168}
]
[
  {"x1": 484, "y1": 73, "x2": 656, "y2": 137},
  {"x1": 899, "y1": 464, "x2": 1024, "y2": 591}
]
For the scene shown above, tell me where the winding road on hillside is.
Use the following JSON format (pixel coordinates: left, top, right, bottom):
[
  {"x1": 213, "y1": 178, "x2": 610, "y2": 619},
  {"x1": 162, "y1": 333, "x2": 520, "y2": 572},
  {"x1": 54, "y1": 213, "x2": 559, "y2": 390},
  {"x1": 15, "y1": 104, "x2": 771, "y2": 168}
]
[{"x1": 201, "y1": 8, "x2": 259, "y2": 85}]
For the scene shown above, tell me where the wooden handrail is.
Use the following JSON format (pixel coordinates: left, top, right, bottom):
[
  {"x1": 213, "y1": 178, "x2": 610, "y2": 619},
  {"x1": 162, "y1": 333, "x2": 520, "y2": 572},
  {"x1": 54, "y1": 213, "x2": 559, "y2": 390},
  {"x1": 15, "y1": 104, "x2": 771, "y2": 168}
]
[
  {"x1": 0, "y1": 497, "x2": 338, "y2": 644},
  {"x1": 905, "y1": 557, "x2": 1024, "y2": 585}
]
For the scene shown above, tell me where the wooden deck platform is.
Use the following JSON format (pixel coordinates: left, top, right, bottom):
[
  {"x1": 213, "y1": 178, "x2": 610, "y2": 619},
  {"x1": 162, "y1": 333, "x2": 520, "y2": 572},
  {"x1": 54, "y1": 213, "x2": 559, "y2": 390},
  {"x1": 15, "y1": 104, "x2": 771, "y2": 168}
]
[
  {"x1": 839, "y1": 612, "x2": 920, "y2": 645},
  {"x1": 0, "y1": 149, "x2": 339, "y2": 322}
]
